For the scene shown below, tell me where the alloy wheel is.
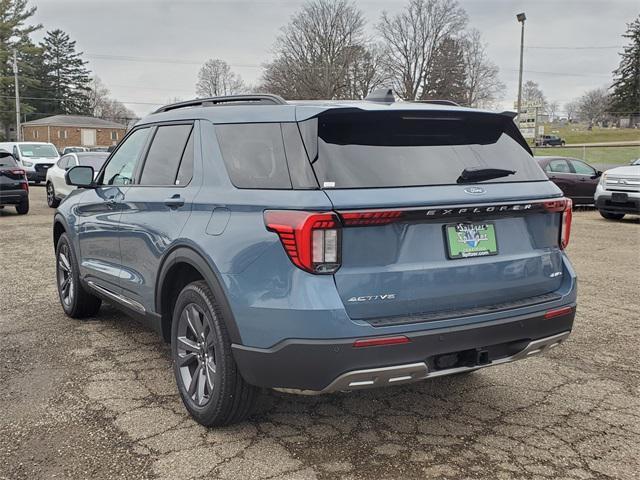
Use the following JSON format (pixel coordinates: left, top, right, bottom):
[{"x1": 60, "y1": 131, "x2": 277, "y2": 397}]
[
  {"x1": 47, "y1": 183, "x2": 54, "y2": 206},
  {"x1": 176, "y1": 303, "x2": 216, "y2": 407},
  {"x1": 57, "y1": 243, "x2": 74, "y2": 307}
]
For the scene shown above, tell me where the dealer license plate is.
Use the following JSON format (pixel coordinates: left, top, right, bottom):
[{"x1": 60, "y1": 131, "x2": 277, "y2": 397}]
[{"x1": 445, "y1": 222, "x2": 498, "y2": 259}]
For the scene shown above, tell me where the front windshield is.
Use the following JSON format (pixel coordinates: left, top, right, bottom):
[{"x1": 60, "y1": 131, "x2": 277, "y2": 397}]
[{"x1": 19, "y1": 144, "x2": 59, "y2": 158}]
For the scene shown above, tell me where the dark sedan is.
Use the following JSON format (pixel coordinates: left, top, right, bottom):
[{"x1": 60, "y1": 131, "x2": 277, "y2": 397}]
[
  {"x1": 535, "y1": 156, "x2": 602, "y2": 205},
  {"x1": 0, "y1": 151, "x2": 29, "y2": 214}
]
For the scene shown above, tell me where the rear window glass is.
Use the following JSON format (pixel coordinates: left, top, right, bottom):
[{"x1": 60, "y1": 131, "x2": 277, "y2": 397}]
[
  {"x1": 312, "y1": 111, "x2": 547, "y2": 188},
  {"x1": 0, "y1": 153, "x2": 17, "y2": 167},
  {"x1": 215, "y1": 123, "x2": 292, "y2": 189}
]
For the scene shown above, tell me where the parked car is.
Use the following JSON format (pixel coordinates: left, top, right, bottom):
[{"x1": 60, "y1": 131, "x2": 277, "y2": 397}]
[
  {"x1": 535, "y1": 135, "x2": 566, "y2": 147},
  {"x1": 594, "y1": 164, "x2": 640, "y2": 220},
  {"x1": 535, "y1": 156, "x2": 602, "y2": 205},
  {"x1": 54, "y1": 93, "x2": 576, "y2": 426},
  {"x1": 0, "y1": 150, "x2": 29, "y2": 214},
  {"x1": 61, "y1": 146, "x2": 89, "y2": 155},
  {"x1": 0, "y1": 141, "x2": 60, "y2": 184},
  {"x1": 630, "y1": 158, "x2": 640, "y2": 166},
  {"x1": 89, "y1": 146, "x2": 110, "y2": 152},
  {"x1": 46, "y1": 152, "x2": 109, "y2": 208}
]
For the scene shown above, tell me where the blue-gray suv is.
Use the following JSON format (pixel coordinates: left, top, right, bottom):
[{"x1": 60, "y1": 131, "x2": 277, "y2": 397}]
[{"x1": 53, "y1": 93, "x2": 577, "y2": 426}]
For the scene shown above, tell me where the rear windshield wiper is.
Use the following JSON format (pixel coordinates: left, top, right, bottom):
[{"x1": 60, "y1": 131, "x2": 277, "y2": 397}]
[{"x1": 457, "y1": 167, "x2": 516, "y2": 184}]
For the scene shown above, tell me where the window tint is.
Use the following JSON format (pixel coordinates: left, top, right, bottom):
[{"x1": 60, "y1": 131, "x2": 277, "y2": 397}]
[
  {"x1": 548, "y1": 159, "x2": 571, "y2": 173},
  {"x1": 216, "y1": 123, "x2": 292, "y2": 189},
  {"x1": 570, "y1": 159, "x2": 595, "y2": 175},
  {"x1": 312, "y1": 111, "x2": 545, "y2": 188},
  {"x1": 176, "y1": 131, "x2": 194, "y2": 186},
  {"x1": 282, "y1": 123, "x2": 317, "y2": 189},
  {"x1": 57, "y1": 156, "x2": 70, "y2": 169},
  {"x1": 102, "y1": 128, "x2": 150, "y2": 186},
  {"x1": 0, "y1": 153, "x2": 17, "y2": 167},
  {"x1": 140, "y1": 124, "x2": 192, "y2": 185}
]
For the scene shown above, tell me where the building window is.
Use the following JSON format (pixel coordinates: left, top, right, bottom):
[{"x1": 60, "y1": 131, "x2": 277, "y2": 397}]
[
  {"x1": 33, "y1": 130, "x2": 38, "y2": 139},
  {"x1": 63, "y1": 130, "x2": 68, "y2": 139},
  {"x1": 111, "y1": 131, "x2": 118, "y2": 141}
]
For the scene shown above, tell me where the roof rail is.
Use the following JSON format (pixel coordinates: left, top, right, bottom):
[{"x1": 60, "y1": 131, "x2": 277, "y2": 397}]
[
  {"x1": 153, "y1": 94, "x2": 287, "y2": 113},
  {"x1": 413, "y1": 99, "x2": 461, "y2": 107}
]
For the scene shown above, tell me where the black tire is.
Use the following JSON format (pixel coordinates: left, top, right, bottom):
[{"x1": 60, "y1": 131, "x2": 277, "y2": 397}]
[
  {"x1": 171, "y1": 280, "x2": 258, "y2": 427},
  {"x1": 47, "y1": 182, "x2": 60, "y2": 208},
  {"x1": 599, "y1": 210, "x2": 625, "y2": 220},
  {"x1": 55, "y1": 233, "x2": 102, "y2": 318},
  {"x1": 15, "y1": 199, "x2": 29, "y2": 215}
]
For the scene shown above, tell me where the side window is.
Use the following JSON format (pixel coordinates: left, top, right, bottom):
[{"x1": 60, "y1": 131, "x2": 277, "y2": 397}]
[
  {"x1": 139, "y1": 124, "x2": 192, "y2": 185},
  {"x1": 102, "y1": 128, "x2": 150, "y2": 186},
  {"x1": 216, "y1": 123, "x2": 292, "y2": 189},
  {"x1": 175, "y1": 131, "x2": 194, "y2": 186},
  {"x1": 548, "y1": 159, "x2": 571, "y2": 173},
  {"x1": 13, "y1": 146, "x2": 19, "y2": 159},
  {"x1": 570, "y1": 159, "x2": 595, "y2": 175},
  {"x1": 57, "y1": 155, "x2": 70, "y2": 169}
]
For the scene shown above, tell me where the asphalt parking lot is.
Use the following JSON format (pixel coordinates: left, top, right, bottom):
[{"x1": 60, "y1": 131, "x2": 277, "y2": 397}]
[{"x1": 1, "y1": 187, "x2": 639, "y2": 480}]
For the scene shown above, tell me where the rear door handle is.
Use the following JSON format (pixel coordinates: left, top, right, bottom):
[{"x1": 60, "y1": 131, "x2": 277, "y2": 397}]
[{"x1": 164, "y1": 194, "x2": 185, "y2": 209}]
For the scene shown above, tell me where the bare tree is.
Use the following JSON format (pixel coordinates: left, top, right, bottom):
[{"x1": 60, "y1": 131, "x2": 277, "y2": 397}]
[
  {"x1": 87, "y1": 76, "x2": 136, "y2": 125},
  {"x1": 576, "y1": 87, "x2": 611, "y2": 126},
  {"x1": 522, "y1": 80, "x2": 547, "y2": 109},
  {"x1": 460, "y1": 29, "x2": 504, "y2": 108},
  {"x1": 376, "y1": 0, "x2": 467, "y2": 100},
  {"x1": 343, "y1": 44, "x2": 389, "y2": 99},
  {"x1": 546, "y1": 100, "x2": 559, "y2": 122},
  {"x1": 196, "y1": 59, "x2": 244, "y2": 97},
  {"x1": 564, "y1": 100, "x2": 579, "y2": 122},
  {"x1": 261, "y1": 0, "x2": 367, "y2": 99}
]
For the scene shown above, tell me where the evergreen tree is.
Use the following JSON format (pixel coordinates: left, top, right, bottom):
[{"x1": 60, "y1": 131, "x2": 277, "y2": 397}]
[
  {"x1": 40, "y1": 29, "x2": 92, "y2": 114},
  {"x1": 610, "y1": 16, "x2": 640, "y2": 115},
  {"x1": 422, "y1": 37, "x2": 467, "y2": 103},
  {"x1": 0, "y1": 0, "x2": 41, "y2": 140}
]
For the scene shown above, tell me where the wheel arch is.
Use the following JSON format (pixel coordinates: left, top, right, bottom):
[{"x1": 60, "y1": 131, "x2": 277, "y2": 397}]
[
  {"x1": 53, "y1": 214, "x2": 68, "y2": 251},
  {"x1": 155, "y1": 246, "x2": 242, "y2": 344}
]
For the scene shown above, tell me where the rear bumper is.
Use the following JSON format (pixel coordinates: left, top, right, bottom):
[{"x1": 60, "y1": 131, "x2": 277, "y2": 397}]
[
  {"x1": 0, "y1": 189, "x2": 28, "y2": 205},
  {"x1": 232, "y1": 306, "x2": 575, "y2": 392}
]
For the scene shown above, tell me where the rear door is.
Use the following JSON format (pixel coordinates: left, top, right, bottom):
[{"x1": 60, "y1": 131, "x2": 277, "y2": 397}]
[
  {"x1": 545, "y1": 158, "x2": 576, "y2": 198},
  {"x1": 118, "y1": 121, "x2": 199, "y2": 312},
  {"x1": 303, "y1": 109, "x2": 566, "y2": 322}
]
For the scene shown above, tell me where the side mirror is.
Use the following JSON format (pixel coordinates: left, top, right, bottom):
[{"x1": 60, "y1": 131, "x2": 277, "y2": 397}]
[
  {"x1": 593, "y1": 170, "x2": 603, "y2": 178},
  {"x1": 66, "y1": 165, "x2": 95, "y2": 188}
]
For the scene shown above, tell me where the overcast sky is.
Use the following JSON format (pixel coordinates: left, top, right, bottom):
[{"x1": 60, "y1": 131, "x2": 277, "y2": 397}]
[{"x1": 31, "y1": 0, "x2": 638, "y2": 117}]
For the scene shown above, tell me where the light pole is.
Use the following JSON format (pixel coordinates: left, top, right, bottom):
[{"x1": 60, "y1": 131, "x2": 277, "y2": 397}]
[
  {"x1": 12, "y1": 49, "x2": 21, "y2": 142},
  {"x1": 516, "y1": 12, "x2": 526, "y2": 121}
]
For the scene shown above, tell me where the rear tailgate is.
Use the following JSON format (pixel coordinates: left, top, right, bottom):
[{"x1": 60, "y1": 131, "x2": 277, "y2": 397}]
[
  {"x1": 326, "y1": 185, "x2": 566, "y2": 322},
  {"x1": 301, "y1": 108, "x2": 568, "y2": 323}
]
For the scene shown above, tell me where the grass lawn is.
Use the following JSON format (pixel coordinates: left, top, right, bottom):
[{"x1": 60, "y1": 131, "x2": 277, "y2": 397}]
[
  {"x1": 535, "y1": 123, "x2": 640, "y2": 144},
  {"x1": 532, "y1": 145, "x2": 640, "y2": 165}
]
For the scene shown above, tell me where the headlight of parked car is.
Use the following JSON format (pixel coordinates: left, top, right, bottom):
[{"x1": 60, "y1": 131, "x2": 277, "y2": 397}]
[
  {"x1": 598, "y1": 173, "x2": 607, "y2": 187},
  {"x1": 22, "y1": 160, "x2": 33, "y2": 167}
]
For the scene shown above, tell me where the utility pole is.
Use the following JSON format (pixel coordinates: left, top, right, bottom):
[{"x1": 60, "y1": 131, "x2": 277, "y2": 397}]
[
  {"x1": 12, "y1": 50, "x2": 21, "y2": 142},
  {"x1": 516, "y1": 12, "x2": 526, "y2": 121}
]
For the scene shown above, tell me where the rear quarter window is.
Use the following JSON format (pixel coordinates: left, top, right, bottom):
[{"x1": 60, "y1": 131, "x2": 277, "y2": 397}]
[{"x1": 215, "y1": 123, "x2": 292, "y2": 189}]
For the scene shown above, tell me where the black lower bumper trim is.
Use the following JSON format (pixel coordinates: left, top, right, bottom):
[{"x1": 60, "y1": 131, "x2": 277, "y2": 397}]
[
  {"x1": 596, "y1": 196, "x2": 640, "y2": 214},
  {"x1": 232, "y1": 308, "x2": 575, "y2": 391}
]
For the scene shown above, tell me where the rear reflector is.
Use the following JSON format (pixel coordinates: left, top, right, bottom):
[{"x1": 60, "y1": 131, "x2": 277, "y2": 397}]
[
  {"x1": 264, "y1": 210, "x2": 341, "y2": 274},
  {"x1": 353, "y1": 336, "x2": 410, "y2": 348},
  {"x1": 544, "y1": 306, "x2": 574, "y2": 319}
]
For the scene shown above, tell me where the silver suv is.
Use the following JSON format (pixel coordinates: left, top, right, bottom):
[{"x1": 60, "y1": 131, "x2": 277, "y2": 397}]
[{"x1": 595, "y1": 165, "x2": 640, "y2": 220}]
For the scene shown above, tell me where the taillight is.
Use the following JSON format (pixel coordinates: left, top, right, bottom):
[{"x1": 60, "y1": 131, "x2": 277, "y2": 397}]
[
  {"x1": 341, "y1": 210, "x2": 404, "y2": 226},
  {"x1": 264, "y1": 210, "x2": 341, "y2": 274},
  {"x1": 544, "y1": 197, "x2": 572, "y2": 249}
]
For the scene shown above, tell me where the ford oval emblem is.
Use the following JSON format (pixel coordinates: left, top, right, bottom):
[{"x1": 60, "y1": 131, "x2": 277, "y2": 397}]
[{"x1": 464, "y1": 186, "x2": 486, "y2": 195}]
